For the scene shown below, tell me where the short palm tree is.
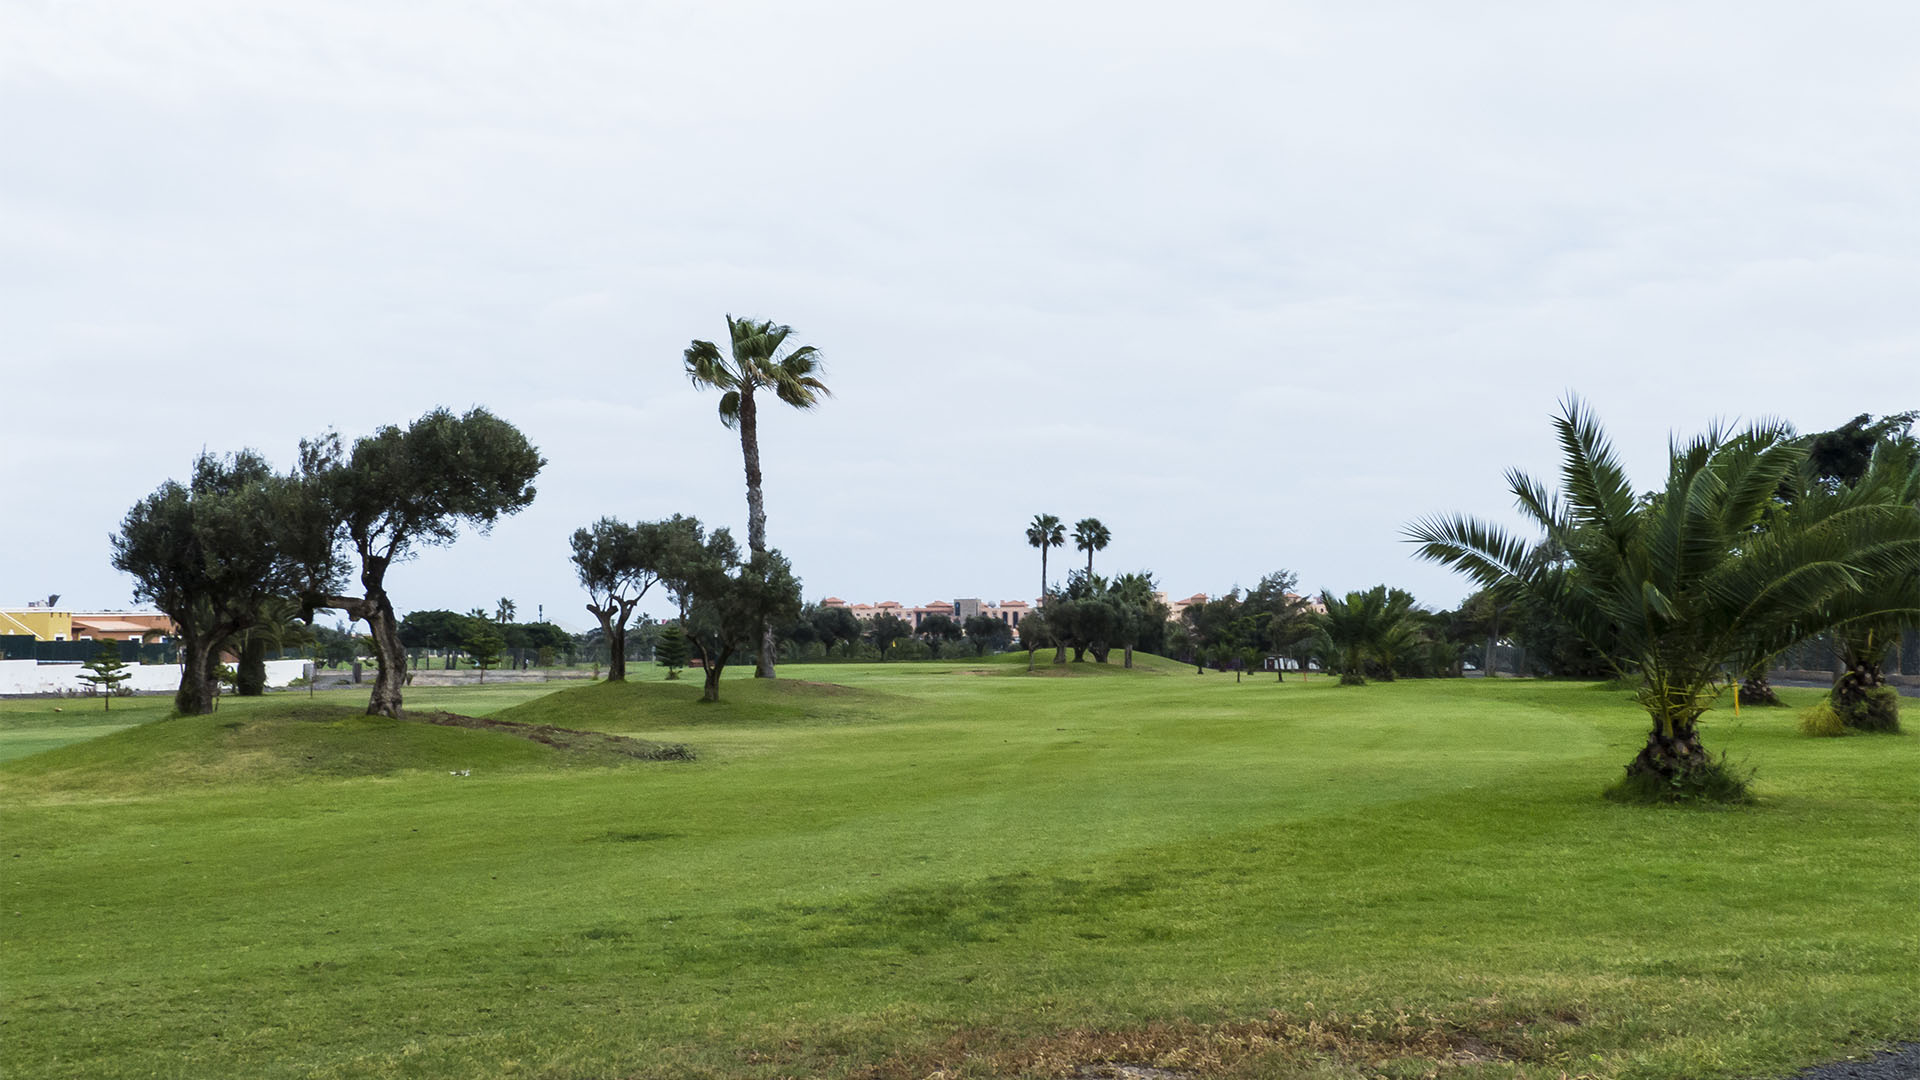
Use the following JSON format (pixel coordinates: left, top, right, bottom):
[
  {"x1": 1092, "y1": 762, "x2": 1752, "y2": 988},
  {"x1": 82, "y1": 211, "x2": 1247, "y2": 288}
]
[
  {"x1": 1026, "y1": 514, "x2": 1065, "y2": 601},
  {"x1": 1073, "y1": 518, "x2": 1111, "y2": 579},
  {"x1": 685, "y1": 315, "x2": 830, "y2": 678},
  {"x1": 1316, "y1": 586, "x2": 1412, "y2": 685},
  {"x1": 1408, "y1": 399, "x2": 1920, "y2": 797},
  {"x1": 1798, "y1": 439, "x2": 1920, "y2": 729}
]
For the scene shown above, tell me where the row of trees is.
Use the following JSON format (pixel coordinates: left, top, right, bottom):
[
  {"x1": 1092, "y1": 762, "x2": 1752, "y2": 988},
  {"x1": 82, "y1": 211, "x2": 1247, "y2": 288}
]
[
  {"x1": 1409, "y1": 401, "x2": 1919, "y2": 798},
  {"x1": 393, "y1": 609, "x2": 574, "y2": 673},
  {"x1": 112, "y1": 407, "x2": 544, "y2": 717}
]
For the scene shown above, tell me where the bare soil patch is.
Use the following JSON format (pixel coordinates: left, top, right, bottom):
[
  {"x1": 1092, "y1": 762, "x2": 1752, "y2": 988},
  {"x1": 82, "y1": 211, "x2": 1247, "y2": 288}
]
[{"x1": 412, "y1": 710, "x2": 693, "y2": 761}]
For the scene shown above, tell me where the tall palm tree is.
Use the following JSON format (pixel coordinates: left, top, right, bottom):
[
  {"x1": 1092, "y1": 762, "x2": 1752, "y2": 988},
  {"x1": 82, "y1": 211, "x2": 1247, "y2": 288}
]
[
  {"x1": 1073, "y1": 518, "x2": 1111, "y2": 579},
  {"x1": 495, "y1": 597, "x2": 515, "y2": 624},
  {"x1": 1407, "y1": 398, "x2": 1920, "y2": 798},
  {"x1": 1026, "y1": 514, "x2": 1065, "y2": 602},
  {"x1": 685, "y1": 315, "x2": 830, "y2": 679}
]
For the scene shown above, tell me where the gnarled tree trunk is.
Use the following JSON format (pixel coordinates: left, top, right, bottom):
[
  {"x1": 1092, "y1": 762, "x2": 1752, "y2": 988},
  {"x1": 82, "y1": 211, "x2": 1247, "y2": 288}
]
[
  {"x1": 174, "y1": 632, "x2": 220, "y2": 716},
  {"x1": 587, "y1": 594, "x2": 638, "y2": 682},
  {"x1": 362, "y1": 589, "x2": 406, "y2": 719},
  {"x1": 324, "y1": 557, "x2": 406, "y2": 719}
]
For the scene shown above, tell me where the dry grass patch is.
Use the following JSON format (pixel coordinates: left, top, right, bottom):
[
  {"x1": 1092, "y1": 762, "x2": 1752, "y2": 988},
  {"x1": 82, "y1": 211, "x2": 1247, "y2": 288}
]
[{"x1": 846, "y1": 1005, "x2": 1593, "y2": 1080}]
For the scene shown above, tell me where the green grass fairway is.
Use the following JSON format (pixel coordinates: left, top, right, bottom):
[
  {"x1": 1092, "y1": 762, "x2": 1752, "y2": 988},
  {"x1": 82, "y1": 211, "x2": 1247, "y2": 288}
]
[{"x1": 3, "y1": 662, "x2": 1914, "y2": 1079}]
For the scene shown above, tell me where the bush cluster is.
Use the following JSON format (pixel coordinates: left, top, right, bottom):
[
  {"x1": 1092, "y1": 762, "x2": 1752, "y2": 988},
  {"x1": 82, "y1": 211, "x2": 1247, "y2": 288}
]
[
  {"x1": 1602, "y1": 753, "x2": 1755, "y2": 806},
  {"x1": 1796, "y1": 702, "x2": 1847, "y2": 738}
]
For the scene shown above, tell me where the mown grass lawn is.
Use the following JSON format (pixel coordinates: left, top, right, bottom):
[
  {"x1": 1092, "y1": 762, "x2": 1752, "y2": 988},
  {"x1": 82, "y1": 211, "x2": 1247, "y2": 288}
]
[{"x1": 2, "y1": 659, "x2": 1913, "y2": 1079}]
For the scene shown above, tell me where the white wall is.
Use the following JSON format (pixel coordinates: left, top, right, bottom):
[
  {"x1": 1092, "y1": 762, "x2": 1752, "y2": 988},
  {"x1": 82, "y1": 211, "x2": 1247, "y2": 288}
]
[{"x1": 0, "y1": 659, "x2": 310, "y2": 696}]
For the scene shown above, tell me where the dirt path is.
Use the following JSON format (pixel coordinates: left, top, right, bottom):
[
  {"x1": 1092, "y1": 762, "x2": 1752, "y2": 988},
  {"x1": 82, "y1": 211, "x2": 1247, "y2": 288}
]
[{"x1": 414, "y1": 710, "x2": 692, "y2": 760}]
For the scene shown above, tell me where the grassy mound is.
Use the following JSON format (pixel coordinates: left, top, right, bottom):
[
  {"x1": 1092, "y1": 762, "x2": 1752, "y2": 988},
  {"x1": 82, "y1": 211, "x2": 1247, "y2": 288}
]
[
  {"x1": 494, "y1": 673, "x2": 907, "y2": 732},
  {"x1": 0, "y1": 701, "x2": 681, "y2": 797}
]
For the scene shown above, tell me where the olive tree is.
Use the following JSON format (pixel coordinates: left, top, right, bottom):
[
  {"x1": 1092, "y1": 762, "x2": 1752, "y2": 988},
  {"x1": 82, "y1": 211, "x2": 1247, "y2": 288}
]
[
  {"x1": 112, "y1": 450, "x2": 338, "y2": 715},
  {"x1": 651, "y1": 519, "x2": 801, "y2": 702},
  {"x1": 303, "y1": 408, "x2": 544, "y2": 719},
  {"x1": 570, "y1": 516, "x2": 685, "y2": 681}
]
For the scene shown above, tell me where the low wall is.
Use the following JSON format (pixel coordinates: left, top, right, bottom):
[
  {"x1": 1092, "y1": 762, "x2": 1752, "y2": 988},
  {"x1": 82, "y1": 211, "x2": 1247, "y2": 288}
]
[
  {"x1": 0, "y1": 659, "x2": 310, "y2": 697},
  {"x1": 1773, "y1": 667, "x2": 1920, "y2": 689},
  {"x1": 405, "y1": 669, "x2": 596, "y2": 687}
]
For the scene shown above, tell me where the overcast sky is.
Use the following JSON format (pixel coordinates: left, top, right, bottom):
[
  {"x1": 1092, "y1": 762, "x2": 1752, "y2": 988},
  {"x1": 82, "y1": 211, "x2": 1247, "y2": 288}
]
[{"x1": 4, "y1": 2, "x2": 1915, "y2": 631}]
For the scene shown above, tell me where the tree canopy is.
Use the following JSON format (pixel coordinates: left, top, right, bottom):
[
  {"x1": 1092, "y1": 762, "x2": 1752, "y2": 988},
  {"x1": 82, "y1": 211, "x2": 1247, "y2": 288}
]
[
  {"x1": 303, "y1": 407, "x2": 544, "y2": 718},
  {"x1": 570, "y1": 516, "x2": 686, "y2": 681},
  {"x1": 111, "y1": 449, "x2": 338, "y2": 715}
]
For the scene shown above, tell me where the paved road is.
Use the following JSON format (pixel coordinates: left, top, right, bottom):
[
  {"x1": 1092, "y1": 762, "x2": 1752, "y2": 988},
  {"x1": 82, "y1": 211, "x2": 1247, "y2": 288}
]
[{"x1": 1780, "y1": 1041, "x2": 1920, "y2": 1079}]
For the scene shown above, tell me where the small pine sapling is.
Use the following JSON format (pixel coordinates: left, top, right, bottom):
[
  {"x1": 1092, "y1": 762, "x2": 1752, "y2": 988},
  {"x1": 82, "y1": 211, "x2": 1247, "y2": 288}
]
[
  {"x1": 654, "y1": 624, "x2": 689, "y2": 680},
  {"x1": 77, "y1": 642, "x2": 133, "y2": 710}
]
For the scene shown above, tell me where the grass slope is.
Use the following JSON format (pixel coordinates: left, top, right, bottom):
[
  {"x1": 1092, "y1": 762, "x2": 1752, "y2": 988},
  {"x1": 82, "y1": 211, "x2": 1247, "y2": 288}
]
[
  {"x1": 0, "y1": 682, "x2": 570, "y2": 763},
  {"x1": 2, "y1": 666, "x2": 1914, "y2": 1080}
]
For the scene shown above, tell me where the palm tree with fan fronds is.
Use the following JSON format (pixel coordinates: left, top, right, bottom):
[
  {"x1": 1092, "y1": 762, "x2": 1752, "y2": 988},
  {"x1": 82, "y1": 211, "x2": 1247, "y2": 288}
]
[
  {"x1": 1026, "y1": 514, "x2": 1065, "y2": 603},
  {"x1": 1073, "y1": 518, "x2": 1111, "y2": 580},
  {"x1": 685, "y1": 315, "x2": 831, "y2": 679}
]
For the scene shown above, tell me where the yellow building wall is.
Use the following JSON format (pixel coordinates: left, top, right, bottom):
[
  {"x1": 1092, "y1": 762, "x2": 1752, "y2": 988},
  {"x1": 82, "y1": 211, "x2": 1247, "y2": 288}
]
[{"x1": 0, "y1": 610, "x2": 75, "y2": 641}]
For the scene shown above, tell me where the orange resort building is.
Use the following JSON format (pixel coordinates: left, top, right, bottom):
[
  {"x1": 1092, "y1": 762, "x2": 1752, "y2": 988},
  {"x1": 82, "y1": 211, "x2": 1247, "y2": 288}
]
[
  {"x1": 816, "y1": 592, "x2": 1264, "y2": 639},
  {"x1": 820, "y1": 597, "x2": 1035, "y2": 634},
  {"x1": 0, "y1": 603, "x2": 175, "y2": 643}
]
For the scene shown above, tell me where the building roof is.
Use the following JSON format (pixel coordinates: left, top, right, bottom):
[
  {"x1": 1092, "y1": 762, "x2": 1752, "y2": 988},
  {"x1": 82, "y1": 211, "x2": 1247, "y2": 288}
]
[{"x1": 69, "y1": 619, "x2": 152, "y2": 633}]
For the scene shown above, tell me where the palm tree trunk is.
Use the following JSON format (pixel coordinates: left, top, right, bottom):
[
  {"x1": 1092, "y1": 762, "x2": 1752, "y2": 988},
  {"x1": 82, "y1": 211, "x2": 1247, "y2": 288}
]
[
  {"x1": 1622, "y1": 677, "x2": 1714, "y2": 783},
  {"x1": 1039, "y1": 548, "x2": 1048, "y2": 604},
  {"x1": 736, "y1": 387, "x2": 778, "y2": 680},
  {"x1": 1738, "y1": 673, "x2": 1779, "y2": 706}
]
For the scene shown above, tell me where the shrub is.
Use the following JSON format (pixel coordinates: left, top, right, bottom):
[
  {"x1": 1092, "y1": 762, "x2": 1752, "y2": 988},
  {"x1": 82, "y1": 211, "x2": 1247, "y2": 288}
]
[
  {"x1": 1603, "y1": 753, "x2": 1755, "y2": 805},
  {"x1": 1797, "y1": 701, "x2": 1847, "y2": 738},
  {"x1": 1835, "y1": 686, "x2": 1902, "y2": 733}
]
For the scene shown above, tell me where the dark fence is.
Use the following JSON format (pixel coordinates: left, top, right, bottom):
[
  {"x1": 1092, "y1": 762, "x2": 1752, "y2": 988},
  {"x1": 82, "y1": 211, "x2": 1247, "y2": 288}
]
[{"x1": 1, "y1": 637, "x2": 177, "y2": 664}]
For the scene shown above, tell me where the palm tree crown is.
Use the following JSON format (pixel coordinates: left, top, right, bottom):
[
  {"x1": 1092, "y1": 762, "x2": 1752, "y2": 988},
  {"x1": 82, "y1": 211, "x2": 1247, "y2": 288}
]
[
  {"x1": 1027, "y1": 514, "x2": 1065, "y2": 602},
  {"x1": 1073, "y1": 518, "x2": 1111, "y2": 579},
  {"x1": 1315, "y1": 586, "x2": 1414, "y2": 685},
  {"x1": 685, "y1": 314, "x2": 830, "y2": 680}
]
